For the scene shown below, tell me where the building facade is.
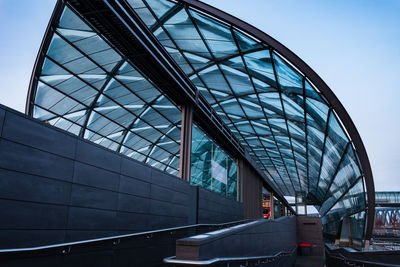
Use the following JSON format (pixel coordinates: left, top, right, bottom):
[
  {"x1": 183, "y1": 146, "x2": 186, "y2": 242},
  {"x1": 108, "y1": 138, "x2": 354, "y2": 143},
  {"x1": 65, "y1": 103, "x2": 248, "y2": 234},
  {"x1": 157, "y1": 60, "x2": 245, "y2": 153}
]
[{"x1": 0, "y1": 0, "x2": 375, "y2": 249}]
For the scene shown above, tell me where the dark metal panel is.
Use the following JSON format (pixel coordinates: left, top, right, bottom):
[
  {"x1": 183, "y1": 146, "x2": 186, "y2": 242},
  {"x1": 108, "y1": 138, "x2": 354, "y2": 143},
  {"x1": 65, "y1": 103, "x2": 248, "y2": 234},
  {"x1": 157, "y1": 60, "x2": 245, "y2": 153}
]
[
  {"x1": 0, "y1": 139, "x2": 75, "y2": 182},
  {"x1": 119, "y1": 175, "x2": 151, "y2": 198},
  {"x1": 70, "y1": 184, "x2": 119, "y2": 210},
  {"x1": 75, "y1": 139, "x2": 121, "y2": 173},
  {"x1": 120, "y1": 157, "x2": 151, "y2": 182},
  {"x1": 0, "y1": 230, "x2": 66, "y2": 249},
  {"x1": 67, "y1": 206, "x2": 117, "y2": 230},
  {"x1": 0, "y1": 169, "x2": 71, "y2": 205},
  {"x1": 0, "y1": 199, "x2": 68, "y2": 230},
  {"x1": 73, "y1": 161, "x2": 120, "y2": 191},
  {"x1": 3, "y1": 110, "x2": 77, "y2": 159},
  {"x1": 239, "y1": 158, "x2": 262, "y2": 220}
]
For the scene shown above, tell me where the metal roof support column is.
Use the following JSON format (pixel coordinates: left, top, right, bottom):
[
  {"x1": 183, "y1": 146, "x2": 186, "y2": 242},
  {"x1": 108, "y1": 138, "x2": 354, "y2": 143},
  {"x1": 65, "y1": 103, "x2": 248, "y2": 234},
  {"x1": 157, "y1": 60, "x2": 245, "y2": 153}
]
[
  {"x1": 179, "y1": 104, "x2": 193, "y2": 182},
  {"x1": 270, "y1": 192, "x2": 275, "y2": 220}
]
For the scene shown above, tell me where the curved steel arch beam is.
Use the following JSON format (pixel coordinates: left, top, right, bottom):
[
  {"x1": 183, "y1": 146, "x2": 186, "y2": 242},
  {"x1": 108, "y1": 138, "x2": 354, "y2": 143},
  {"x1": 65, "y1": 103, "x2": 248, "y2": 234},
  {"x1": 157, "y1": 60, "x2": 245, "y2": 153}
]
[{"x1": 181, "y1": 0, "x2": 375, "y2": 240}]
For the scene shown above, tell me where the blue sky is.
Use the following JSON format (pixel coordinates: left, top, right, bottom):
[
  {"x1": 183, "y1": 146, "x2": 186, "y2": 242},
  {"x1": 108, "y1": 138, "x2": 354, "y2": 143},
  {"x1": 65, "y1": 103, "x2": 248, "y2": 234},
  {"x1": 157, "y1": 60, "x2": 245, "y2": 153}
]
[{"x1": 0, "y1": 0, "x2": 399, "y2": 191}]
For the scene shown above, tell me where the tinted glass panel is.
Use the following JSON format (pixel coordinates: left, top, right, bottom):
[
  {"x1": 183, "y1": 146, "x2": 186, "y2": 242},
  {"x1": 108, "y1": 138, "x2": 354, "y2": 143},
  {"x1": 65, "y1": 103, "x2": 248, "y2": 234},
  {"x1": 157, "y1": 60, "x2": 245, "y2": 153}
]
[{"x1": 191, "y1": 124, "x2": 237, "y2": 199}]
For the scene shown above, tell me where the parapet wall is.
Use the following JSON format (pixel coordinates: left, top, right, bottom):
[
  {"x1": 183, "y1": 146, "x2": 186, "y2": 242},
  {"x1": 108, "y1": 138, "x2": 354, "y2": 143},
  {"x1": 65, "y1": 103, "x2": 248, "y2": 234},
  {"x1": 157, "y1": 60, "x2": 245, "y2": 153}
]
[{"x1": 0, "y1": 104, "x2": 243, "y2": 249}]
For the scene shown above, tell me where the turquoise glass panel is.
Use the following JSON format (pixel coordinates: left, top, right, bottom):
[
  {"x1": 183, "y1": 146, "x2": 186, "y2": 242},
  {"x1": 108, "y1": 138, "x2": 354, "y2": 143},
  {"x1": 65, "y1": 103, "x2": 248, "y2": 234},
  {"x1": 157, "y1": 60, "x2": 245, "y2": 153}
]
[{"x1": 191, "y1": 124, "x2": 238, "y2": 199}]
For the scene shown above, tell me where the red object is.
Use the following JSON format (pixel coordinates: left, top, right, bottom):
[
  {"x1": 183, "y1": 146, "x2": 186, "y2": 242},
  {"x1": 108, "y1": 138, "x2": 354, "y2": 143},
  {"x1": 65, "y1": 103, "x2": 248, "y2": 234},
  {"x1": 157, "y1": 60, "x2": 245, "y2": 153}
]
[
  {"x1": 299, "y1": 243, "x2": 311, "y2": 247},
  {"x1": 262, "y1": 200, "x2": 270, "y2": 219}
]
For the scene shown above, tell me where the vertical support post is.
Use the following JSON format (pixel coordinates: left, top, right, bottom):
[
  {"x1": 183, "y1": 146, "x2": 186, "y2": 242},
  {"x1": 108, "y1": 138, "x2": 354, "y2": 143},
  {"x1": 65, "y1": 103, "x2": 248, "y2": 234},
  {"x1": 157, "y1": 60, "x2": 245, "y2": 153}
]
[
  {"x1": 179, "y1": 105, "x2": 193, "y2": 182},
  {"x1": 238, "y1": 158, "x2": 243, "y2": 202},
  {"x1": 226, "y1": 157, "x2": 228, "y2": 197},
  {"x1": 270, "y1": 192, "x2": 275, "y2": 220}
]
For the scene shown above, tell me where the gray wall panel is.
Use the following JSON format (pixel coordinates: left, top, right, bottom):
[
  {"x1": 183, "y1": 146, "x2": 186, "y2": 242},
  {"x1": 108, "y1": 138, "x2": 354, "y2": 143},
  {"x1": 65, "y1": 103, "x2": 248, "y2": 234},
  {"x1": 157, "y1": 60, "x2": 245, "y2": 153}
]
[
  {"x1": 150, "y1": 199, "x2": 186, "y2": 218},
  {"x1": 73, "y1": 161, "x2": 120, "y2": 191},
  {"x1": 0, "y1": 139, "x2": 74, "y2": 182},
  {"x1": 172, "y1": 177, "x2": 192, "y2": 194},
  {"x1": 151, "y1": 168, "x2": 173, "y2": 188},
  {"x1": 121, "y1": 157, "x2": 151, "y2": 182},
  {"x1": 119, "y1": 175, "x2": 150, "y2": 198},
  {"x1": 2, "y1": 111, "x2": 77, "y2": 159},
  {"x1": 67, "y1": 207, "x2": 117, "y2": 230},
  {"x1": 70, "y1": 184, "x2": 118, "y2": 210},
  {"x1": 0, "y1": 230, "x2": 66, "y2": 249},
  {"x1": 0, "y1": 169, "x2": 71, "y2": 205},
  {"x1": 197, "y1": 187, "x2": 243, "y2": 224},
  {"x1": 116, "y1": 212, "x2": 148, "y2": 231},
  {"x1": 150, "y1": 184, "x2": 186, "y2": 204},
  {"x1": 75, "y1": 139, "x2": 121, "y2": 173},
  {"x1": 117, "y1": 194, "x2": 150, "y2": 213},
  {"x1": 0, "y1": 199, "x2": 68, "y2": 230}
]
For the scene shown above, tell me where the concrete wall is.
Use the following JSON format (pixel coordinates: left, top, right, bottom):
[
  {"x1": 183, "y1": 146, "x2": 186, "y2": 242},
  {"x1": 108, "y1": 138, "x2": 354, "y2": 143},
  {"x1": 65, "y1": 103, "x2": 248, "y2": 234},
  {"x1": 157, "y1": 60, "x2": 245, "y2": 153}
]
[
  {"x1": 296, "y1": 216, "x2": 324, "y2": 257},
  {"x1": 176, "y1": 216, "x2": 297, "y2": 260},
  {"x1": 0, "y1": 105, "x2": 243, "y2": 249}
]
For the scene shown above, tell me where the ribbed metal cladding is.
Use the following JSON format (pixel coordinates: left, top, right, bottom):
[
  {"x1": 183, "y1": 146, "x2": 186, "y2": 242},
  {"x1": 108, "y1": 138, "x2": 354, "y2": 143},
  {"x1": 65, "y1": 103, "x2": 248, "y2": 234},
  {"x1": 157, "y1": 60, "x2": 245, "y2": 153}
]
[{"x1": 239, "y1": 158, "x2": 262, "y2": 219}]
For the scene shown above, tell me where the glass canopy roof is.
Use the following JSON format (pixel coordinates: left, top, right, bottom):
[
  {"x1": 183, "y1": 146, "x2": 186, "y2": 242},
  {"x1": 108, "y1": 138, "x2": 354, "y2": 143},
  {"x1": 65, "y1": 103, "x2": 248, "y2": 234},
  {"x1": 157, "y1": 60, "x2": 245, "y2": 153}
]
[
  {"x1": 32, "y1": 6, "x2": 182, "y2": 176},
  {"x1": 128, "y1": 0, "x2": 365, "y2": 216},
  {"x1": 29, "y1": 0, "x2": 372, "y2": 240}
]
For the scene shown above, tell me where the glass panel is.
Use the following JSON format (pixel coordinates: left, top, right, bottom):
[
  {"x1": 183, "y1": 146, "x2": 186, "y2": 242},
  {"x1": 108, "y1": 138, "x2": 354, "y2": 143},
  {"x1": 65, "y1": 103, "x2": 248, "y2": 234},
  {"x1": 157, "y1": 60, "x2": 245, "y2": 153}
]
[
  {"x1": 191, "y1": 124, "x2": 238, "y2": 200},
  {"x1": 190, "y1": 10, "x2": 237, "y2": 59},
  {"x1": 128, "y1": 0, "x2": 157, "y2": 27},
  {"x1": 145, "y1": 0, "x2": 175, "y2": 19},
  {"x1": 322, "y1": 177, "x2": 365, "y2": 219},
  {"x1": 273, "y1": 52, "x2": 302, "y2": 94},
  {"x1": 233, "y1": 29, "x2": 263, "y2": 52},
  {"x1": 317, "y1": 113, "x2": 350, "y2": 200},
  {"x1": 350, "y1": 211, "x2": 365, "y2": 244},
  {"x1": 243, "y1": 50, "x2": 276, "y2": 87}
]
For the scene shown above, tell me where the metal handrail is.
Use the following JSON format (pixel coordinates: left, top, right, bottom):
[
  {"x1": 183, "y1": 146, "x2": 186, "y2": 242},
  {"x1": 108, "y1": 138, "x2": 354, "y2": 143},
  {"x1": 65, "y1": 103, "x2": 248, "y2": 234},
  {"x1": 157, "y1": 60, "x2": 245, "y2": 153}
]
[
  {"x1": 327, "y1": 252, "x2": 400, "y2": 267},
  {"x1": 325, "y1": 244, "x2": 400, "y2": 267},
  {"x1": 0, "y1": 219, "x2": 251, "y2": 253},
  {"x1": 163, "y1": 247, "x2": 296, "y2": 265}
]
